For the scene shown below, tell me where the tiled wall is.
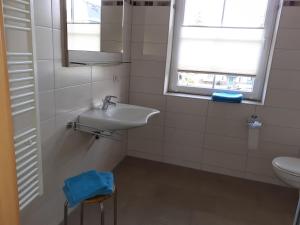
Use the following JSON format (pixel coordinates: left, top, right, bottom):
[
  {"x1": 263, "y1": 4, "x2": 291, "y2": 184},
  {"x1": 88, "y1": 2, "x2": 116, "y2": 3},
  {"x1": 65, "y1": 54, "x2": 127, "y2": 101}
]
[
  {"x1": 20, "y1": 0, "x2": 131, "y2": 225},
  {"x1": 128, "y1": 1, "x2": 300, "y2": 185}
]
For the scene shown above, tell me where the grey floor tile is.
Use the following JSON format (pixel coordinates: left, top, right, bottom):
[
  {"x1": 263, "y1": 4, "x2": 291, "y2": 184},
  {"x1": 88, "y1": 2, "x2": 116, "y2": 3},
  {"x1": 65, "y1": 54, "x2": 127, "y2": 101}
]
[{"x1": 65, "y1": 157, "x2": 297, "y2": 225}]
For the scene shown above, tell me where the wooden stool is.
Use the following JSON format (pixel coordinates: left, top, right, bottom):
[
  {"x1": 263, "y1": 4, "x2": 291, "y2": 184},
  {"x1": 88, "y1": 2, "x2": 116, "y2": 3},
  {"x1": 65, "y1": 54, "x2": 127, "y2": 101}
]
[{"x1": 64, "y1": 187, "x2": 117, "y2": 225}]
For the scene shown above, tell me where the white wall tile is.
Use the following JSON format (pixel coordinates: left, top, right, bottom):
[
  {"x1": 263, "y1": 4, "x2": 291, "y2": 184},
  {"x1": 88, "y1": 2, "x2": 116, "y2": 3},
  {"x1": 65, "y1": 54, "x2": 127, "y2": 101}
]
[
  {"x1": 206, "y1": 117, "x2": 248, "y2": 139},
  {"x1": 208, "y1": 101, "x2": 255, "y2": 121},
  {"x1": 204, "y1": 134, "x2": 248, "y2": 155},
  {"x1": 131, "y1": 60, "x2": 166, "y2": 78},
  {"x1": 34, "y1": 0, "x2": 52, "y2": 27},
  {"x1": 40, "y1": 117, "x2": 56, "y2": 151},
  {"x1": 101, "y1": 24, "x2": 123, "y2": 42},
  {"x1": 163, "y1": 157, "x2": 202, "y2": 170},
  {"x1": 131, "y1": 42, "x2": 167, "y2": 61},
  {"x1": 132, "y1": 6, "x2": 170, "y2": 25},
  {"x1": 246, "y1": 157, "x2": 275, "y2": 177},
  {"x1": 166, "y1": 96, "x2": 208, "y2": 116},
  {"x1": 114, "y1": 76, "x2": 130, "y2": 103},
  {"x1": 248, "y1": 141, "x2": 299, "y2": 159},
  {"x1": 101, "y1": 41, "x2": 123, "y2": 53},
  {"x1": 268, "y1": 69, "x2": 300, "y2": 91},
  {"x1": 101, "y1": 6, "x2": 123, "y2": 23},
  {"x1": 128, "y1": 125, "x2": 164, "y2": 140},
  {"x1": 132, "y1": 25, "x2": 169, "y2": 43},
  {"x1": 201, "y1": 164, "x2": 246, "y2": 179},
  {"x1": 265, "y1": 89, "x2": 300, "y2": 109},
  {"x1": 272, "y1": 49, "x2": 300, "y2": 70},
  {"x1": 279, "y1": 7, "x2": 300, "y2": 29},
  {"x1": 276, "y1": 29, "x2": 300, "y2": 50},
  {"x1": 256, "y1": 106, "x2": 300, "y2": 128},
  {"x1": 35, "y1": 26, "x2": 53, "y2": 60},
  {"x1": 92, "y1": 75, "x2": 129, "y2": 105},
  {"x1": 123, "y1": 41, "x2": 132, "y2": 62},
  {"x1": 165, "y1": 112, "x2": 206, "y2": 132},
  {"x1": 92, "y1": 64, "x2": 129, "y2": 83},
  {"x1": 164, "y1": 127, "x2": 203, "y2": 148},
  {"x1": 148, "y1": 111, "x2": 165, "y2": 127},
  {"x1": 203, "y1": 149, "x2": 247, "y2": 171},
  {"x1": 123, "y1": 4, "x2": 133, "y2": 61},
  {"x1": 39, "y1": 91, "x2": 55, "y2": 122},
  {"x1": 128, "y1": 137, "x2": 163, "y2": 155},
  {"x1": 119, "y1": 63, "x2": 131, "y2": 77},
  {"x1": 128, "y1": 150, "x2": 163, "y2": 161},
  {"x1": 261, "y1": 125, "x2": 300, "y2": 146},
  {"x1": 55, "y1": 109, "x2": 88, "y2": 136},
  {"x1": 55, "y1": 84, "x2": 92, "y2": 115},
  {"x1": 245, "y1": 173, "x2": 282, "y2": 186},
  {"x1": 164, "y1": 143, "x2": 203, "y2": 162},
  {"x1": 130, "y1": 77, "x2": 164, "y2": 94},
  {"x1": 129, "y1": 93, "x2": 166, "y2": 111},
  {"x1": 123, "y1": 2, "x2": 133, "y2": 26},
  {"x1": 53, "y1": 29, "x2": 62, "y2": 59},
  {"x1": 92, "y1": 80, "x2": 115, "y2": 106},
  {"x1": 54, "y1": 60, "x2": 91, "y2": 88},
  {"x1": 52, "y1": 0, "x2": 61, "y2": 29},
  {"x1": 37, "y1": 60, "x2": 54, "y2": 92},
  {"x1": 92, "y1": 65, "x2": 117, "y2": 82}
]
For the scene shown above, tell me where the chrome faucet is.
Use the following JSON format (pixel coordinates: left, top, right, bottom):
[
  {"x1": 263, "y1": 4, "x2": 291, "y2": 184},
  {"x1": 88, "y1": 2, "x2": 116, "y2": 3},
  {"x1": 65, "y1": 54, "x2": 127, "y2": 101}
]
[{"x1": 102, "y1": 95, "x2": 117, "y2": 110}]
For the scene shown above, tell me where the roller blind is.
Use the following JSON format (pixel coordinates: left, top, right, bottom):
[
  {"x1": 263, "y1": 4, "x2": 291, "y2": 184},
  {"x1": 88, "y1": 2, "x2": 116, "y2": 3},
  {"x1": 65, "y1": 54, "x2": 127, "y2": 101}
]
[
  {"x1": 178, "y1": 0, "x2": 268, "y2": 76},
  {"x1": 178, "y1": 27, "x2": 265, "y2": 76}
]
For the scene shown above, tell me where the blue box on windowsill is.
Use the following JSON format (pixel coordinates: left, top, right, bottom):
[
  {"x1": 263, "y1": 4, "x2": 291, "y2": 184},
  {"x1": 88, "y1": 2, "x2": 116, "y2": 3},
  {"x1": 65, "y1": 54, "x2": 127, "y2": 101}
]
[{"x1": 212, "y1": 92, "x2": 243, "y2": 103}]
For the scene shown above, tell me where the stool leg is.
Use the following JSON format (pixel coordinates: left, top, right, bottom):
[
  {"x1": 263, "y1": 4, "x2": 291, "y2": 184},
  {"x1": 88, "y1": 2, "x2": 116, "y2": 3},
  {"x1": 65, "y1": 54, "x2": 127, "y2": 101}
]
[
  {"x1": 99, "y1": 202, "x2": 104, "y2": 225},
  {"x1": 80, "y1": 203, "x2": 84, "y2": 225},
  {"x1": 64, "y1": 201, "x2": 68, "y2": 225},
  {"x1": 293, "y1": 194, "x2": 300, "y2": 225},
  {"x1": 114, "y1": 189, "x2": 117, "y2": 225}
]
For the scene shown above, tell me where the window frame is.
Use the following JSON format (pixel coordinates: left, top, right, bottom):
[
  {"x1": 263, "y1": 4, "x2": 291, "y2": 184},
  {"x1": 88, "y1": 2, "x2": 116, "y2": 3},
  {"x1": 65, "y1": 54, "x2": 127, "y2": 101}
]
[{"x1": 165, "y1": 0, "x2": 282, "y2": 101}]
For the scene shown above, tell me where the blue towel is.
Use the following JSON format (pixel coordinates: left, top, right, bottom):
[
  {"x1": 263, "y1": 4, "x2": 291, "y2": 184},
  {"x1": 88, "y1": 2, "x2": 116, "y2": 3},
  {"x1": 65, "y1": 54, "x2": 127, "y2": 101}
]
[
  {"x1": 63, "y1": 170, "x2": 114, "y2": 207},
  {"x1": 212, "y1": 92, "x2": 243, "y2": 103}
]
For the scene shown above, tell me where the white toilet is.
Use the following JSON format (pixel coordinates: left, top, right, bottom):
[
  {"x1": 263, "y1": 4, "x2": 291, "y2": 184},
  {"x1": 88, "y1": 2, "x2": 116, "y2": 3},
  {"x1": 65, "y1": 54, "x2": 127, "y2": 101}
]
[
  {"x1": 272, "y1": 157, "x2": 300, "y2": 225},
  {"x1": 273, "y1": 157, "x2": 300, "y2": 188}
]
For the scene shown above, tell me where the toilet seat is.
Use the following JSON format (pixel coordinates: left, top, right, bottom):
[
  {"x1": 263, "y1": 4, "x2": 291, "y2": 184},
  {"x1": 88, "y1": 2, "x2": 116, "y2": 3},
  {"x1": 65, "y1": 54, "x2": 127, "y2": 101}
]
[
  {"x1": 272, "y1": 157, "x2": 300, "y2": 225},
  {"x1": 272, "y1": 157, "x2": 300, "y2": 178}
]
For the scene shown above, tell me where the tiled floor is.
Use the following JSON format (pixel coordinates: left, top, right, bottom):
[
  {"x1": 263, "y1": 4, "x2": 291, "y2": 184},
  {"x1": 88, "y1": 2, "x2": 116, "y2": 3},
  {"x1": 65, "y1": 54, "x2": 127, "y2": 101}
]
[{"x1": 66, "y1": 157, "x2": 298, "y2": 225}]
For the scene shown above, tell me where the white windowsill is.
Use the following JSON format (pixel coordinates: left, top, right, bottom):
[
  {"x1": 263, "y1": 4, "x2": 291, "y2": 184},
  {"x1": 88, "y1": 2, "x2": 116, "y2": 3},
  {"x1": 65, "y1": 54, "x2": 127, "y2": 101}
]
[{"x1": 164, "y1": 91, "x2": 265, "y2": 106}]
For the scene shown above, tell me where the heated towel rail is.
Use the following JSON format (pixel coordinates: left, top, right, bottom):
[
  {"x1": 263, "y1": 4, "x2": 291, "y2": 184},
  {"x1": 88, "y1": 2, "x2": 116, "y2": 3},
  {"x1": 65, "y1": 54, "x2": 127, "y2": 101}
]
[{"x1": 2, "y1": 0, "x2": 43, "y2": 210}]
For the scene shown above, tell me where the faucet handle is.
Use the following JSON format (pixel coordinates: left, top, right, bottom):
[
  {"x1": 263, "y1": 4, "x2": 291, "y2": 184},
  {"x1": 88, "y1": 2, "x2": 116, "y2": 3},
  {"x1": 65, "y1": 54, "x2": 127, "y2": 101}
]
[
  {"x1": 101, "y1": 95, "x2": 118, "y2": 110},
  {"x1": 104, "y1": 95, "x2": 118, "y2": 101}
]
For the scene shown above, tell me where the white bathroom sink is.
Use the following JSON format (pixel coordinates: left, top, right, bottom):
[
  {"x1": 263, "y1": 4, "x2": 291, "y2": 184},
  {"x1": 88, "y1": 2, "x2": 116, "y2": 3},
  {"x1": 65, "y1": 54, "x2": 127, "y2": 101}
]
[{"x1": 78, "y1": 103, "x2": 160, "y2": 131}]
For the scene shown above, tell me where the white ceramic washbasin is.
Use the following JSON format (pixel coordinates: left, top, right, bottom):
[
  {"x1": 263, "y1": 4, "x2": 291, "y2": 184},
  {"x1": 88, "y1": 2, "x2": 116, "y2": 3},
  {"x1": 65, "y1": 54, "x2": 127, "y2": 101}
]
[{"x1": 78, "y1": 103, "x2": 160, "y2": 131}]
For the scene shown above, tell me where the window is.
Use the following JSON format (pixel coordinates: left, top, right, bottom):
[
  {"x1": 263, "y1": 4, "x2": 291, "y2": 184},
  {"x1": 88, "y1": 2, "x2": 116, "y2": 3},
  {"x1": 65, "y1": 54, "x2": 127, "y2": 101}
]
[{"x1": 166, "y1": 0, "x2": 281, "y2": 100}]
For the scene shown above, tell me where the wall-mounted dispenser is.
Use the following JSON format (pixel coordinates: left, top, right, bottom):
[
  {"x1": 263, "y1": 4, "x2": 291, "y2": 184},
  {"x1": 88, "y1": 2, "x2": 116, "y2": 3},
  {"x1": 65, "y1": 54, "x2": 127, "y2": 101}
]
[{"x1": 248, "y1": 115, "x2": 262, "y2": 150}]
